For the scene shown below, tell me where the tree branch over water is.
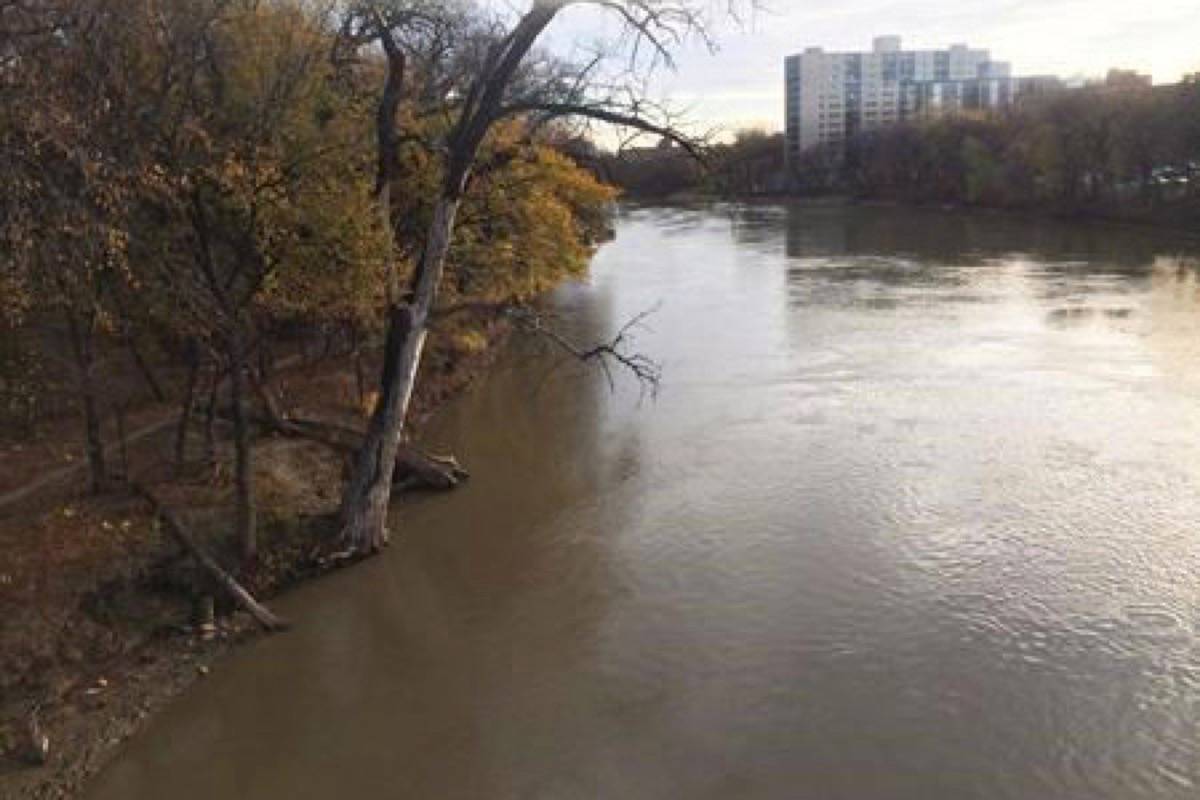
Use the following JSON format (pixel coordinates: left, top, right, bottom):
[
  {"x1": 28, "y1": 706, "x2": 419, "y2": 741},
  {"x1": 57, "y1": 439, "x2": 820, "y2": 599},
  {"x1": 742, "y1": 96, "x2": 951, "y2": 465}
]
[
  {"x1": 430, "y1": 296, "x2": 664, "y2": 396},
  {"x1": 513, "y1": 304, "x2": 663, "y2": 396}
]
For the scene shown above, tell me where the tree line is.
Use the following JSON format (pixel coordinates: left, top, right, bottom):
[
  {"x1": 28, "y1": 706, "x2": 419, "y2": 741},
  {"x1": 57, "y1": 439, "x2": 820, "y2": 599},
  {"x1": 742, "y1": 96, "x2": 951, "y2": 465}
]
[
  {"x1": 602, "y1": 75, "x2": 1200, "y2": 228},
  {"x1": 597, "y1": 130, "x2": 786, "y2": 199},
  {"x1": 818, "y1": 76, "x2": 1200, "y2": 221},
  {"x1": 2, "y1": 0, "x2": 729, "y2": 613}
]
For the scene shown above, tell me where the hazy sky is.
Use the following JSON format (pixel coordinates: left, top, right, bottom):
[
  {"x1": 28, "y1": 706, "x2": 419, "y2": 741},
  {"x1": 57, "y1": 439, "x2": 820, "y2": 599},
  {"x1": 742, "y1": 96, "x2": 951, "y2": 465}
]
[{"x1": 530, "y1": 0, "x2": 1200, "y2": 137}]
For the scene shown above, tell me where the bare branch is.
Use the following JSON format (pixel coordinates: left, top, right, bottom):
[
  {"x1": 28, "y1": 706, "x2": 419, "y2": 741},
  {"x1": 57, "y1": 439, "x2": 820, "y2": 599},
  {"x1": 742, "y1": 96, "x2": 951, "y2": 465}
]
[
  {"x1": 511, "y1": 304, "x2": 662, "y2": 396},
  {"x1": 501, "y1": 98, "x2": 707, "y2": 161}
]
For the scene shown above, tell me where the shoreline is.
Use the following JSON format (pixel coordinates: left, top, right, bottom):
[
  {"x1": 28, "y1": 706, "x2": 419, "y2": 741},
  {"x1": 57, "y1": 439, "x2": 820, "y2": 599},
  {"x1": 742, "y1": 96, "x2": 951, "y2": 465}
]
[
  {"x1": 849, "y1": 197, "x2": 1200, "y2": 240},
  {"x1": 0, "y1": 325, "x2": 511, "y2": 800}
]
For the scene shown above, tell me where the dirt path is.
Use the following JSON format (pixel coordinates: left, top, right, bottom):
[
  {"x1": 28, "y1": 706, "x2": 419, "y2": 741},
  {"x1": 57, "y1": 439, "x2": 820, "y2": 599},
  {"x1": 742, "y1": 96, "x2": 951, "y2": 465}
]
[
  {"x1": 0, "y1": 355, "x2": 307, "y2": 513},
  {"x1": 0, "y1": 416, "x2": 177, "y2": 510}
]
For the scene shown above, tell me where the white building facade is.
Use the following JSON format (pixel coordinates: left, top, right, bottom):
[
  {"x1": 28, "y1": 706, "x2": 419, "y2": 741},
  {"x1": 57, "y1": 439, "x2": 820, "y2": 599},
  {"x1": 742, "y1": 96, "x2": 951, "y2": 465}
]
[{"x1": 785, "y1": 36, "x2": 1058, "y2": 161}]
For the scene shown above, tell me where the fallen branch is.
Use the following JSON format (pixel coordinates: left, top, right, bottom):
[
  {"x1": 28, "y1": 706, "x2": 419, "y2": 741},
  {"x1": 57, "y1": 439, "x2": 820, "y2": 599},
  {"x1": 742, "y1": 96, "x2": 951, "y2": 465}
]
[
  {"x1": 394, "y1": 448, "x2": 468, "y2": 491},
  {"x1": 131, "y1": 483, "x2": 289, "y2": 632},
  {"x1": 225, "y1": 399, "x2": 470, "y2": 493},
  {"x1": 239, "y1": 377, "x2": 470, "y2": 493}
]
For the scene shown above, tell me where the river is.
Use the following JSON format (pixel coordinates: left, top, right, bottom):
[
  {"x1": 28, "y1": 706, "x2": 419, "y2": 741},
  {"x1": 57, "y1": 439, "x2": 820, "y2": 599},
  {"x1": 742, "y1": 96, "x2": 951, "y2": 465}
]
[{"x1": 88, "y1": 204, "x2": 1200, "y2": 799}]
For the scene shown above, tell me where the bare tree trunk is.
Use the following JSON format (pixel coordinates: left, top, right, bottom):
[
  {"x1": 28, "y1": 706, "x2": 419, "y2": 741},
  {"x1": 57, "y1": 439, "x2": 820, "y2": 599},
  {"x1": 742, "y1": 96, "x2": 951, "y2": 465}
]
[
  {"x1": 227, "y1": 329, "x2": 256, "y2": 566},
  {"x1": 378, "y1": 182, "x2": 400, "y2": 305},
  {"x1": 203, "y1": 365, "x2": 219, "y2": 466},
  {"x1": 111, "y1": 288, "x2": 167, "y2": 403},
  {"x1": 115, "y1": 403, "x2": 130, "y2": 482},
  {"x1": 80, "y1": 377, "x2": 106, "y2": 493},
  {"x1": 338, "y1": 197, "x2": 458, "y2": 554},
  {"x1": 175, "y1": 343, "x2": 200, "y2": 468},
  {"x1": 337, "y1": 2, "x2": 562, "y2": 555},
  {"x1": 321, "y1": 325, "x2": 338, "y2": 360},
  {"x1": 351, "y1": 323, "x2": 366, "y2": 407},
  {"x1": 337, "y1": 306, "x2": 416, "y2": 554},
  {"x1": 66, "y1": 309, "x2": 107, "y2": 493},
  {"x1": 125, "y1": 328, "x2": 166, "y2": 402},
  {"x1": 335, "y1": 25, "x2": 436, "y2": 556},
  {"x1": 258, "y1": 336, "x2": 273, "y2": 383},
  {"x1": 375, "y1": 31, "x2": 405, "y2": 305},
  {"x1": 202, "y1": 362, "x2": 222, "y2": 465},
  {"x1": 248, "y1": 366, "x2": 288, "y2": 428}
]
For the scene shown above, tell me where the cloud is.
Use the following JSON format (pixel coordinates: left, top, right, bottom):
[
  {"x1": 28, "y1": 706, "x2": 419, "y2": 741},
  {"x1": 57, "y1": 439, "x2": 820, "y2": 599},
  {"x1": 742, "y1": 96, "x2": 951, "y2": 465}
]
[{"x1": 528, "y1": 0, "x2": 1199, "y2": 133}]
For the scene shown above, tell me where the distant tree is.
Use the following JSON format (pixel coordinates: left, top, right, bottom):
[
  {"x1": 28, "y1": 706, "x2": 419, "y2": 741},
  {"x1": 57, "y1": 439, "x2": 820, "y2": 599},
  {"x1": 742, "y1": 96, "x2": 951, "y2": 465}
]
[
  {"x1": 602, "y1": 146, "x2": 701, "y2": 197},
  {"x1": 785, "y1": 66, "x2": 1200, "y2": 225},
  {"x1": 709, "y1": 130, "x2": 786, "y2": 196}
]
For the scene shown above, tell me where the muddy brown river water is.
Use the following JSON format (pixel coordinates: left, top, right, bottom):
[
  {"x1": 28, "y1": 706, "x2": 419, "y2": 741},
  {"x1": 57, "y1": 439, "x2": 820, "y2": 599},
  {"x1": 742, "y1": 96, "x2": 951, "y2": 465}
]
[{"x1": 87, "y1": 205, "x2": 1200, "y2": 799}]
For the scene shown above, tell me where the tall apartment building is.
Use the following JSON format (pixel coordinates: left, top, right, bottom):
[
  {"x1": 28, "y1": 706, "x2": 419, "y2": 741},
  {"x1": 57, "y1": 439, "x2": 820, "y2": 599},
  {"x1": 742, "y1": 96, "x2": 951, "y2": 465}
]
[{"x1": 785, "y1": 36, "x2": 1059, "y2": 161}]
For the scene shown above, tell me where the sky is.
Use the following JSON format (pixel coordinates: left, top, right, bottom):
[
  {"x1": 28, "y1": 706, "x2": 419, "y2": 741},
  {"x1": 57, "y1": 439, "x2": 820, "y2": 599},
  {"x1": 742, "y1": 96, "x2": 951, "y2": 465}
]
[{"x1": 524, "y1": 0, "x2": 1200, "y2": 138}]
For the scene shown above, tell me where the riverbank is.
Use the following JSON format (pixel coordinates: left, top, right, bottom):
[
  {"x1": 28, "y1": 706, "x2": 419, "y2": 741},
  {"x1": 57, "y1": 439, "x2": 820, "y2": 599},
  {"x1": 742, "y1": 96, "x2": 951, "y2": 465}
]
[{"x1": 0, "y1": 322, "x2": 509, "y2": 800}]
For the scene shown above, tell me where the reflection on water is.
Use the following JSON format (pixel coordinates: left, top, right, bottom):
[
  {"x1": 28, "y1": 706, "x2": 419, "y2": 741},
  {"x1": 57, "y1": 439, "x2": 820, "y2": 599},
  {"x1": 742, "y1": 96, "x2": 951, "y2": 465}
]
[{"x1": 89, "y1": 205, "x2": 1200, "y2": 800}]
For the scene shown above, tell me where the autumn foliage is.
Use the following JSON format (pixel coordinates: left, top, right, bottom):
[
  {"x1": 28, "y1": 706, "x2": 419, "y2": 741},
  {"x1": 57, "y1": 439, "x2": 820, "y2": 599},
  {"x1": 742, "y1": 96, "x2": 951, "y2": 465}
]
[{"x1": 0, "y1": 0, "x2": 616, "y2": 556}]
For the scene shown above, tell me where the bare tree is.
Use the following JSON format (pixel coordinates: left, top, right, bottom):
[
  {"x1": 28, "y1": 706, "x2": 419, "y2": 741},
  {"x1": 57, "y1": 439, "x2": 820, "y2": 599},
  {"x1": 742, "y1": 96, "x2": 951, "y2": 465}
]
[{"x1": 338, "y1": 0, "x2": 743, "y2": 555}]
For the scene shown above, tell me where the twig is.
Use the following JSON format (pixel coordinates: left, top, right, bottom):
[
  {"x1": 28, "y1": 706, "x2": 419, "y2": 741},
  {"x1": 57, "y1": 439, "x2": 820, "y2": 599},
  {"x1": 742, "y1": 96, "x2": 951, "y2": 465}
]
[{"x1": 512, "y1": 303, "x2": 662, "y2": 397}]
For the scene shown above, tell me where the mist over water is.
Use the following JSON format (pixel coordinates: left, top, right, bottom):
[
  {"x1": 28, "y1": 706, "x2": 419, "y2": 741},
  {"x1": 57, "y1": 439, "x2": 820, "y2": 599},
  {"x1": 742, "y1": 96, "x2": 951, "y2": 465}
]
[{"x1": 88, "y1": 205, "x2": 1200, "y2": 799}]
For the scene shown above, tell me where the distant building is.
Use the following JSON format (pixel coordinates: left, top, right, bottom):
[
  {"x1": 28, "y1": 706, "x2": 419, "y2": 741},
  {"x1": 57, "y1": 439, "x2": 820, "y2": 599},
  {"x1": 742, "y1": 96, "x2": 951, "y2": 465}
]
[{"x1": 784, "y1": 36, "x2": 1061, "y2": 161}]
